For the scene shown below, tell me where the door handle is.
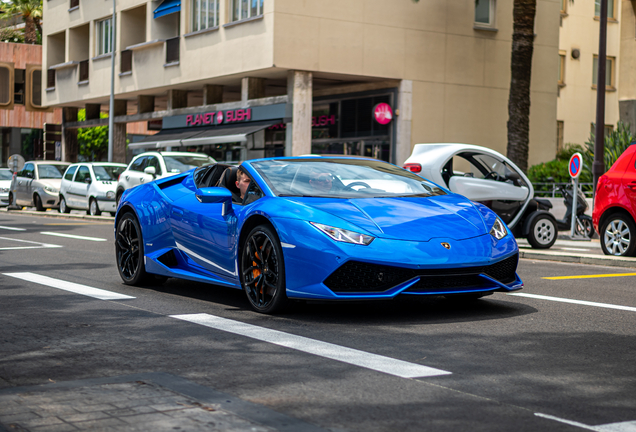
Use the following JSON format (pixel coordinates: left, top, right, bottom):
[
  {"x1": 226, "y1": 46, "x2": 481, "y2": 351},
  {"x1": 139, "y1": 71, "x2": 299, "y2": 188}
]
[
  {"x1": 125, "y1": 175, "x2": 129, "y2": 181},
  {"x1": 627, "y1": 182, "x2": 636, "y2": 190},
  {"x1": 140, "y1": 178, "x2": 145, "y2": 183}
]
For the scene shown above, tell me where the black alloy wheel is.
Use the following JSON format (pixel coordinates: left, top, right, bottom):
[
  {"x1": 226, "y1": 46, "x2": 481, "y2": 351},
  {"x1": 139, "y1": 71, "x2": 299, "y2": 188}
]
[
  {"x1": 34, "y1": 194, "x2": 44, "y2": 212},
  {"x1": 59, "y1": 196, "x2": 70, "y2": 214},
  {"x1": 115, "y1": 212, "x2": 149, "y2": 285},
  {"x1": 241, "y1": 225, "x2": 288, "y2": 314}
]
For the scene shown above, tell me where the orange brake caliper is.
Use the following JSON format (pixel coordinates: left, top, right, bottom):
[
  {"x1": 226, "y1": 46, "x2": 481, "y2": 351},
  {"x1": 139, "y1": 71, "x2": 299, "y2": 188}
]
[{"x1": 252, "y1": 250, "x2": 262, "y2": 292}]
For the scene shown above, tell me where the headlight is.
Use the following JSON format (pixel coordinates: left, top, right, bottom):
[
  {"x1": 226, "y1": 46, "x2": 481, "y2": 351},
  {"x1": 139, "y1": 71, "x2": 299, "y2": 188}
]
[
  {"x1": 106, "y1": 191, "x2": 115, "y2": 199},
  {"x1": 43, "y1": 185, "x2": 58, "y2": 194},
  {"x1": 490, "y1": 217, "x2": 508, "y2": 240},
  {"x1": 310, "y1": 222, "x2": 374, "y2": 245}
]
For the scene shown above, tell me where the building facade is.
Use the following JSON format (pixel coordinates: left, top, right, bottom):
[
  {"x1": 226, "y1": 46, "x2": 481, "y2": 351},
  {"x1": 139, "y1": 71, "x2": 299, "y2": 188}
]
[
  {"x1": 42, "y1": 0, "x2": 560, "y2": 166},
  {"x1": 0, "y1": 42, "x2": 62, "y2": 165},
  {"x1": 557, "y1": 0, "x2": 621, "y2": 152}
]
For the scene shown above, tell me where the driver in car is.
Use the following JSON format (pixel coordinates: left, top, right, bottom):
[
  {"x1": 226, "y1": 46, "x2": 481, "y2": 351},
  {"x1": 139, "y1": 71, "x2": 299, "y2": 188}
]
[
  {"x1": 236, "y1": 168, "x2": 251, "y2": 200},
  {"x1": 309, "y1": 172, "x2": 334, "y2": 193}
]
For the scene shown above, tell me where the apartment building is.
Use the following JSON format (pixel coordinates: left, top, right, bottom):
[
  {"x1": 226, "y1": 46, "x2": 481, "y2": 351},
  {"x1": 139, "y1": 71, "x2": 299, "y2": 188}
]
[
  {"x1": 42, "y1": 0, "x2": 560, "y2": 166},
  {"x1": 0, "y1": 42, "x2": 62, "y2": 164},
  {"x1": 557, "y1": 0, "x2": 621, "y2": 152}
]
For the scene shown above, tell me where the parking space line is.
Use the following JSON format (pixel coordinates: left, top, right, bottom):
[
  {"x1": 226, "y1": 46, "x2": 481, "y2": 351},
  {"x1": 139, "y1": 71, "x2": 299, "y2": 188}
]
[
  {"x1": 40, "y1": 232, "x2": 108, "y2": 242},
  {"x1": 508, "y1": 293, "x2": 636, "y2": 312},
  {"x1": 0, "y1": 236, "x2": 62, "y2": 250},
  {"x1": 0, "y1": 225, "x2": 26, "y2": 231},
  {"x1": 170, "y1": 313, "x2": 452, "y2": 379},
  {"x1": 535, "y1": 413, "x2": 636, "y2": 431},
  {"x1": 4, "y1": 272, "x2": 135, "y2": 300},
  {"x1": 543, "y1": 273, "x2": 636, "y2": 280}
]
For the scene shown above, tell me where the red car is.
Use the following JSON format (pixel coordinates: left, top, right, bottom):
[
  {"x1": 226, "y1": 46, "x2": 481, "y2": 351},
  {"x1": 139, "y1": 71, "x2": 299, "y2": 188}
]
[{"x1": 593, "y1": 144, "x2": 636, "y2": 256}]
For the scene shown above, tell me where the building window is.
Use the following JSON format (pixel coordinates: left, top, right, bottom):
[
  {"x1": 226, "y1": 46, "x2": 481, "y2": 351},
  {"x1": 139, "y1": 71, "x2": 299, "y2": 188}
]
[
  {"x1": 0, "y1": 66, "x2": 11, "y2": 105},
  {"x1": 595, "y1": 0, "x2": 616, "y2": 19},
  {"x1": 30, "y1": 69, "x2": 42, "y2": 107},
  {"x1": 590, "y1": 123, "x2": 614, "y2": 137},
  {"x1": 192, "y1": 0, "x2": 219, "y2": 31},
  {"x1": 474, "y1": 0, "x2": 495, "y2": 27},
  {"x1": 592, "y1": 55, "x2": 615, "y2": 89},
  {"x1": 558, "y1": 52, "x2": 566, "y2": 86},
  {"x1": 96, "y1": 18, "x2": 113, "y2": 56},
  {"x1": 14, "y1": 69, "x2": 25, "y2": 105},
  {"x1": 556, "y1": 121, "x2": 564, "y2": 155},
  {"x1": 70, "y1": 0, "x2": 79, "y2": 9},
  {"x1": 231, "y1": 0, "x2": 263, "y2": 22}
]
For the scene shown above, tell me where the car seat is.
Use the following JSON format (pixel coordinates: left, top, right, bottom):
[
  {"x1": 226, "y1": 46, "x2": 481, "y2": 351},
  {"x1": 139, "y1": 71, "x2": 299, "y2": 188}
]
[{"x1": 216, "y1": 167, "x2": 241, "y2": 202}]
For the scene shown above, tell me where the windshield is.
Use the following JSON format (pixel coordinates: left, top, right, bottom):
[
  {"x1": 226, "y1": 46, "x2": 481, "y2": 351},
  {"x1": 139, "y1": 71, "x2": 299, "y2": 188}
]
[
  {"x1": 37, "y1": 164, "x2": 66, "y2": 179},
  {"x1": 164, "y1": 155, "x2": 215, "y2": 174},
  {"x1": 93, "y1": 165, "x2": 125, "y2": 181},
  {"x1": 0, "y1": 170, "x2": 12, "y2": 180},
  {"x1": 252, "y1": 159, "x2": 447, "y2": 198}
]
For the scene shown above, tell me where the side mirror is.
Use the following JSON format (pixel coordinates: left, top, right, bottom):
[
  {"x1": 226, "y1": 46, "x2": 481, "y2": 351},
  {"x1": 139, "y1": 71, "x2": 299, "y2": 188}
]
[
  {"x1": 84, "y1": 177, "x2": 92, "y2": 184},
  {"x1": 144, "y1": 166, "x2": 156, "y2": 177},
  {"x1": 25, "y1": 172, "x2": 33, "y2": 179},
  {"x1": 195, "y1": 187, "x2": 233, "y2": 216}
]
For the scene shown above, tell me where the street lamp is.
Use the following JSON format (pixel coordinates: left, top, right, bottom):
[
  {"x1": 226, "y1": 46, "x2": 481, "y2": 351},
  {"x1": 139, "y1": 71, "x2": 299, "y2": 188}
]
[
  {"x1": 107, "y1": 0, "x2": 116, "y2": 162},
  {"x1": 593, "y1": 0, "x2": 608, "y2": 196}
]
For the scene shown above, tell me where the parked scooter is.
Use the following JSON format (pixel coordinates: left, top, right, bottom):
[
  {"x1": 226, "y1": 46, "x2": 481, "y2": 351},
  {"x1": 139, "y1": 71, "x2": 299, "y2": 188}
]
[{"x1": 541, "y1": 179, "x2": 595, "y2": 239}]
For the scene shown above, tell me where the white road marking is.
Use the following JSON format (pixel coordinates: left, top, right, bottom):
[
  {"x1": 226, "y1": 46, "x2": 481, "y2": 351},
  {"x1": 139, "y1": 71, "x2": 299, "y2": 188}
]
[
  {"x1": 508, "y1": 293, "x2": 636, "y2": 313},
  {"x1": 536, "y1": 413, "x2": 636, "y2": 431},
  {"x1": 40, "y1": 232, "x2": 107, "y2": 242},
  {"x1": 0, "y1": 225, "x2": 26, "y2": 231},
  {"x1": 4, "y1": 272, "x2": 135, "y2": 300},
  {"x1": 170, "y1": 313, "x2": 451, "y2": 379},
  {"x1": 0, "y1": 236, "x2": 62, "y2": 250}
]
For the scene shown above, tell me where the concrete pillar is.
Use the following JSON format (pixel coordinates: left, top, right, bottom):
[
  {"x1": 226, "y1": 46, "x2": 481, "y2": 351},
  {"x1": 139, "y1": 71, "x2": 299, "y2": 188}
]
[
  {"x1": 62, "y1": 107, "x2": 78, "y2": 163},
  {"x1": 203, "y1": 85, "x2": 223, "y2": 105},
  {"x1": 112, "y1": 123, "x2": 127, "y2": 163},
  {"x1": 168, "y1": 89, "x2": 188, "y2": 110},
  {"x1": 137, "y1": 95, "x2": 155, "y2": 114},
  {"x1": 114, "y1": 99, "x2": 127, "y2": 117},
  {"x1": 285, "y1": 71, "x2": 312, "y2": 156},
  {"x1": 241, "y1": 77, "x2": 265, "y2": 102},
  {"x1": 395, "y1": 80, "x2": 413, "y2": 166},
  {"x1": 85, "y1": 104, "x2": 101, "y2": 121}
]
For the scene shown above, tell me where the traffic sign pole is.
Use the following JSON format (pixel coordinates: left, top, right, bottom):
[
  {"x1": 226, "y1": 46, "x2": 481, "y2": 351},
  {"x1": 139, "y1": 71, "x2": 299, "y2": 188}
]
[{"x1": 568, "y1": 153, "x2": 584, "y2": 239}]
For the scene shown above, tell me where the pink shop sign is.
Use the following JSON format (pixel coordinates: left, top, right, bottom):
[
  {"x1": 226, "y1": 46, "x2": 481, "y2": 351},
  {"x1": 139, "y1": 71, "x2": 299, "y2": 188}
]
[
  {"x1": 268, "y1": 115, "x2": 336, "y2": 130},
  {"x1": 373, "y1": 103, "x2": 393, "y2": 125}
]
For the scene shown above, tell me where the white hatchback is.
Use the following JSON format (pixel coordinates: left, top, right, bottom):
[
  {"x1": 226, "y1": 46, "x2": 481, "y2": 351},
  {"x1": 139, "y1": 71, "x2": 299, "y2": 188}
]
[
  {"x1": 59, "y1": 163, "x2": 127, "y2": 216},
  {"x1": 0, "y1": 168, "x2": 12, "y2": 206},
  {"x1": 116, "y1": 151, "x2": 216, "y2": 203}
]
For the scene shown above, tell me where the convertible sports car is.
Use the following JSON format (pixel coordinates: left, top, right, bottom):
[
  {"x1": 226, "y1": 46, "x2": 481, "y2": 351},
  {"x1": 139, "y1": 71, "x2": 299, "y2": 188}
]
[{"x1": 115, "y1": 157, "x2": 523, "y2": 313}]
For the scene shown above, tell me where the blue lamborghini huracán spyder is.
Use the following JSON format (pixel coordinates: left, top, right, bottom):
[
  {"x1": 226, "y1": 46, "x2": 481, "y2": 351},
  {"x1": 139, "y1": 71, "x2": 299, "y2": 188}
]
[{"x1": 114, "y1": 157, "x2": 522, "y2": 314}]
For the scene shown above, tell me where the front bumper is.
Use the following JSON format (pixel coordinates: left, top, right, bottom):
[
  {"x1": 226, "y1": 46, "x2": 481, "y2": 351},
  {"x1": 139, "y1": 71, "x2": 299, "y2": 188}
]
[
  {"x1": 97, "y1": 198, "x2": 117, "y2": 212},
  {"x1": 272, "y1": 217, "x2": 522, "y2": 300}
]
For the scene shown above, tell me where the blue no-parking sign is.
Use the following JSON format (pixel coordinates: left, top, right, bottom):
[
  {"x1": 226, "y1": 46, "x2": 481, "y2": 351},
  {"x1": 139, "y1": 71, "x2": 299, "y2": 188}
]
[{"x1": 569, "y1": 153, "x2": 583, "y2": 179}]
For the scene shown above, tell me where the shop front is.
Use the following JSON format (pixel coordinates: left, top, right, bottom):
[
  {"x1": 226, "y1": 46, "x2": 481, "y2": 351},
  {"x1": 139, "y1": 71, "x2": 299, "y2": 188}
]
[{"x1": 131, "y1": 88, "x2": 397, "y2": 164}]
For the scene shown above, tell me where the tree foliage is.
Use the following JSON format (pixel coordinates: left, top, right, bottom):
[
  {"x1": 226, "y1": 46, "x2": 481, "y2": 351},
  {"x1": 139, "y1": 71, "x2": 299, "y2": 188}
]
[
  {"x1": 0, "y1": 0, "x2": 42, "y2": 44},
  {"x1": 77, "y1": 109, "x2": 110, "y2": 161},
  {"x1": 0, "y1": 26, "x2": 24, "y2": 43}
]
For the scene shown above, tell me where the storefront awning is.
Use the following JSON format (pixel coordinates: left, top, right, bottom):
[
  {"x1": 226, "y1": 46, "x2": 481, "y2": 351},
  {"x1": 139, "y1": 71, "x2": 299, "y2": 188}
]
[
  {"x1": 129, "y1": 123, "x2": 276, "y2": 150},
  {"x1": 154, "y1": 0, "x2": 181, "y2": 19}
]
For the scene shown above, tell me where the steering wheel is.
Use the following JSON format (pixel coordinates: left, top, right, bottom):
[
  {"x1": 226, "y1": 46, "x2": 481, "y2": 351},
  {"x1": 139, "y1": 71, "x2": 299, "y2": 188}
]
[
  {"x1": 484, "y1": 171, "x2": 502, "y2": 181},
  {"x1": 346, "y1": 181, "x2": 371, "y2": 190}
]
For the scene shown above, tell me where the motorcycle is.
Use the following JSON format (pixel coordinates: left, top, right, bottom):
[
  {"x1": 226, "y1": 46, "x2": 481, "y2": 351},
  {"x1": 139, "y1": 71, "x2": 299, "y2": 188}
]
[{"x1": 540, "y1": 180, "x2": 594, "y2": 239}]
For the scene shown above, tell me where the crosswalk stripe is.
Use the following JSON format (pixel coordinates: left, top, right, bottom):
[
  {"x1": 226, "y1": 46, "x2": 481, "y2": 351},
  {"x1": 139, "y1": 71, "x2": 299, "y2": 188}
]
[
  {"x1": 40, "y1": 232, "x2": 108, "y2": 242},
  {"x1": 508, "y1": 293, "x2": 636, "y2": 312},
  {"x1": 4, "y1": 272, "x2": 134, "y2": 300},
  {"x1": 0, "y1": 225, "x2": 26, "y2": 231},
  {"x1": 170, "y1": 313, "x2": 452, "y2": 379}
]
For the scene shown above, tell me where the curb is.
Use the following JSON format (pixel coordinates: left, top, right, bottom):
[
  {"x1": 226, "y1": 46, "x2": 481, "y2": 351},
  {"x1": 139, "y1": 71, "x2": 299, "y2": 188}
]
[
  {"x1": 0, "y1": 207, "x2": 115, "y2": 221},
  {"x1": 520, "y1": 249, "x2": 636, "y2": 269}
]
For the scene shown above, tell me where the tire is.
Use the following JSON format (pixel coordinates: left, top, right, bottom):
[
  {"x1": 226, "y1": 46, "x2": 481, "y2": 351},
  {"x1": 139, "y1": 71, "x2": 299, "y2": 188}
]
[
  {"x1": 115, "y1": 212, "x2": 150, "y2": 285},
  {"x1": 59, "y1": 196, "x2": 70, "y2": 214},
  {"x1": 116, "y1": 190, "x2": 123, "y2": 206},
  {"x1": 7, "y1": 193, "x2": 16, "y2": 210},
  {"x1": 600, "y1": 214, "x2": 636, "y2": 257},
  {"x1": 89, "y1": 198, "x2": 102, "y2": 216},
  {"x1": 110, "y1": 212, "x2": 117, "y2": 217},
  {"x1": 240, "y1": 224, "x2": 288, "y2": 314},
  {"x1": 577, "y1": 215, "x2": 595, "y2": 239},
  {"x1": 527, "y1": 214, "x2": 557, "y2": 249},
  {"x1": 34, "y1": 194, "x2": 45, "y2": 212}
]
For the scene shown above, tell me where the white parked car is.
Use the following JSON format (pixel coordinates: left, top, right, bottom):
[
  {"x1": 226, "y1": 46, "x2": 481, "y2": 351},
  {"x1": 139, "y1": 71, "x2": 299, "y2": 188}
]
[
  {"x1": 116, "y1": 151, "x2": 216, "y2": 203},
  {"x1": 0, "y1": 168, "x2": 12, "y2": 206},
  {"x1": 403, "y1": 143, "x2": 559, "y2": 249},
  {"x1": 9, "y1": 161, "x2": 70, "y2": 211},
  {"x1": 59, "y1": 162, "x2": 127, "y2": 216}
]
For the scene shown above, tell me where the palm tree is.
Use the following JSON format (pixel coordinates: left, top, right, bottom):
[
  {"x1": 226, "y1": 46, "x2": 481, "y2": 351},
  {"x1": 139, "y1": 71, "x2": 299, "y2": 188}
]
[{"x1": 0, "y1": 0, "x2": 43, "y2": 44}]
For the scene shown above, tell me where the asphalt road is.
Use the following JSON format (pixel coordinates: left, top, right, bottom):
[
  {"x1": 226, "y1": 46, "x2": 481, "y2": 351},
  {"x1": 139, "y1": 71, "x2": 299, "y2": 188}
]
[{"x1": 1, "y1": 212, "x2": 635, "y2": 432}]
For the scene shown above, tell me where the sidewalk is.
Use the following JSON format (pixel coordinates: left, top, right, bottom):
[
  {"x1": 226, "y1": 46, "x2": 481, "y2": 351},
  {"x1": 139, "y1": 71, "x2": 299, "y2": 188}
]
[
  {"x1": 0, "y1": 373, "x2": 327, "y2": 432},
  {"x1": 2, "y1": 207, "x2": 636, "y2": 269}
]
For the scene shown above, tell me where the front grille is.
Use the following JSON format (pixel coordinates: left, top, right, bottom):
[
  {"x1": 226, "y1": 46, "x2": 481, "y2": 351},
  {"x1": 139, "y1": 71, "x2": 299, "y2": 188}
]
[{"x1": 324, "y1": 253, "x2": 518, "y2": 293}]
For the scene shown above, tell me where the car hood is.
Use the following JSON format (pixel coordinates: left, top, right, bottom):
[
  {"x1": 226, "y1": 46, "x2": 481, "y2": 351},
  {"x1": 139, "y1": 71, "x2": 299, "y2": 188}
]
[
  {"x1": 37, "y1": 179, "x2": 62, "y2": 189},
  {"x1": 284, "y1": 195, "x2": 488, "y2": 241}
]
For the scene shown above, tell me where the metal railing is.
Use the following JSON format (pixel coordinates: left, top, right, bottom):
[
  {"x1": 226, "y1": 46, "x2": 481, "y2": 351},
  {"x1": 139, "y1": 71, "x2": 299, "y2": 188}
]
[{"x1": 533, "y1": 182, "x2": 594, "y2": 198}]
